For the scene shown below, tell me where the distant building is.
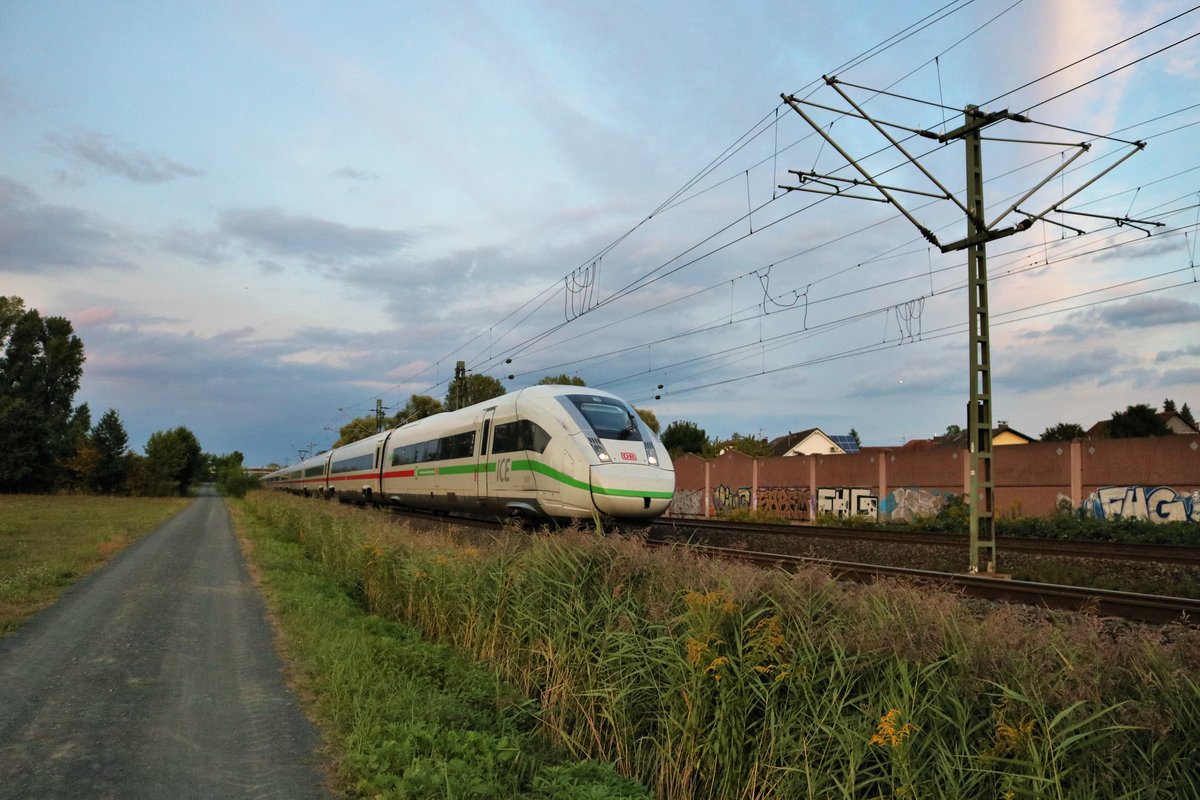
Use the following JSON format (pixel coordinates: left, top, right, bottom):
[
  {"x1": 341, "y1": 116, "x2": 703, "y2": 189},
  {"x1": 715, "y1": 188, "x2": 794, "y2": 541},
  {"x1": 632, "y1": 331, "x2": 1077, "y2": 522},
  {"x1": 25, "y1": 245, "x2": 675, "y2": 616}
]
[
  {"x1": 1086, "y1": 410, "x2": 1199, "y2": 438},
  {"x1": 901, "y1": 422, "x2": 1034, "y2": 449},
  {"x1": 993, "y1": 424, "x2": 1036, "y2": 445},
  {"x1": 766, "y1": 428, "x2": 860, "y2": 456}
]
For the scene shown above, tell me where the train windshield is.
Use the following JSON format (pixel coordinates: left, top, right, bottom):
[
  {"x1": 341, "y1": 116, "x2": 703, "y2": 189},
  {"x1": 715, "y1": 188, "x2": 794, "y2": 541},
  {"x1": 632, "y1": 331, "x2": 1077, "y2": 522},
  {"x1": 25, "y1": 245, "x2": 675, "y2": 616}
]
[{"x1": 567, "y1": 395, "x2": 640, "y2": 440}]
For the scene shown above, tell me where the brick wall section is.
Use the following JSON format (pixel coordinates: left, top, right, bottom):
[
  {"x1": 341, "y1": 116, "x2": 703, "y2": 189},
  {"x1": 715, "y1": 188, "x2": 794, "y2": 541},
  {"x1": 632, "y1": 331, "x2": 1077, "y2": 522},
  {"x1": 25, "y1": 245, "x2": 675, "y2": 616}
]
[{"x1": 667, "y1": 434, "x2": 1200, "y2": 520}]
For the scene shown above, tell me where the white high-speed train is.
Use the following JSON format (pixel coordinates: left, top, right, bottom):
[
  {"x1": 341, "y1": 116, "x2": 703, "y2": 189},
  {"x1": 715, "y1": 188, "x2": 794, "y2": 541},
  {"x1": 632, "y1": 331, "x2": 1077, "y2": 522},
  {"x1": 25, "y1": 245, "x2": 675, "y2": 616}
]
[{"x1": 264, "y1": 385, "x2": 675, "y2": 521}]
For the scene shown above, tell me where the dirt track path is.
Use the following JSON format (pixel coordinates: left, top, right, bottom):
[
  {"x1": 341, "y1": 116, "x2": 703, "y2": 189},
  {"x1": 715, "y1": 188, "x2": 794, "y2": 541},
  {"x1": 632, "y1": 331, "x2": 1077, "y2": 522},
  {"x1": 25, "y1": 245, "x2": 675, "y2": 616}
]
[{"x1": 0, "y1": 488, "x2": 331, "y2": 799}]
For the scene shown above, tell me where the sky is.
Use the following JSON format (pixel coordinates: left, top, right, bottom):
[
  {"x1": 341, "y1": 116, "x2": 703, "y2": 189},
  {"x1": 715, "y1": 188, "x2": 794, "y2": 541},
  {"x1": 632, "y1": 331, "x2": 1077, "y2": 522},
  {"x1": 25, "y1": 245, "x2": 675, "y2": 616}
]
[{"x1": 2, "y1": 0, "x2": 1198, "y2": 468}]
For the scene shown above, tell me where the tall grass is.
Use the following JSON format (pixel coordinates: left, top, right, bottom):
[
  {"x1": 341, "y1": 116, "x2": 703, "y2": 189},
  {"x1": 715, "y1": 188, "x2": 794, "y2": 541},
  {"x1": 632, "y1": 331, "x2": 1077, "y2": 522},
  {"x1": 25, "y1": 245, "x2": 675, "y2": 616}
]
[{"x1": 246, "y1": 493, "x2": 1200, "y2": 799}]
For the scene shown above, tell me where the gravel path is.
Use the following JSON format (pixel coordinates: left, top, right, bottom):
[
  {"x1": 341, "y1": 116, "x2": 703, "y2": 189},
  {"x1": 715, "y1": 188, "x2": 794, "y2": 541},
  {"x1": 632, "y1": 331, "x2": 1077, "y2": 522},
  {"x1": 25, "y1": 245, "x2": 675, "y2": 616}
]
[{"x1": 0, "y1": 487, "x2": 332, "y2": 799}]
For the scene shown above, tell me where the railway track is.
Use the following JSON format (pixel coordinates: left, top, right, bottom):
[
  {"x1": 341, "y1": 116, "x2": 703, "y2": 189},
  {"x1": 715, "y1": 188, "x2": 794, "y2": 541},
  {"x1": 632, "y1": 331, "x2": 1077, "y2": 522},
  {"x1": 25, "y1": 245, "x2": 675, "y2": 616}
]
[
  {"x1": 653, "y1": 517, "x2": 1200, "y2": 567},
  {"x1": 383, "y1": 508, "x2": 1200, "y2": 625},
  {"x1": 645, "y1": 539, "x2": 1200, "y2": 625}
]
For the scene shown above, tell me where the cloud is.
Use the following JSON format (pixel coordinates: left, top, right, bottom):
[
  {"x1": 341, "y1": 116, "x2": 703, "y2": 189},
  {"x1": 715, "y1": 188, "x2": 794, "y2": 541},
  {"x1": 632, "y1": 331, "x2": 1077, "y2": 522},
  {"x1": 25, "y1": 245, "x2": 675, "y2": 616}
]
[
  {"x1": 160, "y1": 226, "x2": 229, "y2": 263},
  {"x1": 0, "y1": 176, "x2": 127, "y2": 273},
  {"x1": 1087, "y1": 297, "x2": 1200, "y2": 329},
  {"x1": 46, "y1": 130, "x2": 203, "y2": 184},
  {"x1": 1092, "y1": 237, "x2": 1185, "y2": 262},
  {"x1": 1162, "y1": 366, "x2": 1200, "y2": 385},
  {"x1": 996, "y1": 346, "x2": 1119, "y2": 392},
  {"x1": 331, "y1": 167, "x2": 379, "y2": 181},
  {"x1": 218, "y1": 208, "x2": 413, "y2": 264},
  {"x1": 215, "y1": 325, "x2": 256, "y2": 339},
  {"x1": 1156, "y1": 343, "x2": 1200, "y2": 363},
  {"x1": 1030, "y1": 296, "x2": 1200, "y2": 342},
  {"x1": 75, "y1": 318, "x2": 412, "y2": 463},
  {"x1": 73, "y1": 306, "x2": 117, "y2": 327}
]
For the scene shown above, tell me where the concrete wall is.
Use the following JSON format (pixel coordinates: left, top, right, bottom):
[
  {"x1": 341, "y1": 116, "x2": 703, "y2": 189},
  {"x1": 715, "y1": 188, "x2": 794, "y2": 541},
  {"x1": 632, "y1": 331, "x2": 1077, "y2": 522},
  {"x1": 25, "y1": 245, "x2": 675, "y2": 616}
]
[{"x1": 667, "y1": 434, "x2": 1200, "y2": 524}]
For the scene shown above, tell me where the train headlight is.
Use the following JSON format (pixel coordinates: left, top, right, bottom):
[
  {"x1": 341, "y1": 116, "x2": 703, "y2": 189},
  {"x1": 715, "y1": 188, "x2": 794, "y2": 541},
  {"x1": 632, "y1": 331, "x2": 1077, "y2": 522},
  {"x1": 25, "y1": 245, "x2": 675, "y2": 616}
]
[
  {"x1": 645, "y1": 441, "x2": 660, "y2": 466},
  {"x1": 588, "y1": 435, "x2": 612, "y2": 462},
  {"x1": 647, "y1": 455, "x2": 658, "y2": 466}
]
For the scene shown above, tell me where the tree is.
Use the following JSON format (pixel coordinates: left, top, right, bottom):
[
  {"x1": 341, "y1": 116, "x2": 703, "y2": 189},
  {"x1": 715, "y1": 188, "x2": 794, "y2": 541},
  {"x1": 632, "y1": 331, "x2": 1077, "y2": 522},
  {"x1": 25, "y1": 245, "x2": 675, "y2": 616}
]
[
  {"x1": 1182, "y1": 403, "x2": 1196, "y2": 430},
  {"x1": 395, "y1": 394, "x2": 444, "y2": 425},
  {"x1": 537, "y1": 374, "x2": 587, "y2": 386},
  {"x1": 635, "y1": 406, "x2": 660, "y2": 434},
  {"x1": 210, "y1": 450, "x2": 259, "y2": 498},
  {"x1": 1108, "y1": 404, "x2": 1170, "y2": 439},
  {"x1": 661, "y1": 420, "x2": 707, "y2": 456},
  {"x1": 444, "y1": 370, "x2": 505, "y2": 411},
  {"x1": 849, "y1": 428, "x2": 862, "y2": 449},
  {"x1": 90, "y1": 408, "x2": 130, "y2": 493},
  {"x1": 143, "y1": 427, "x2": 204, "y2": 496},
  {"x1": 333, "y1": 415, "x2": 378, "y2": 448},
  {"x1": 1040, "y1": 422, "x2": 1085, "y2": 442},
  {"x1": 0, "y1": 297, "x2": 86, "y2": 491},
  {"x1": 717, "y1": 432, "x2": 772, "y2": 458},
  {"x1": 1165, "y1": 397, "x2": 1197, "y2": 429},
  {"x1": 58, "y1": 402, "x2": 93, "y2": 491}
]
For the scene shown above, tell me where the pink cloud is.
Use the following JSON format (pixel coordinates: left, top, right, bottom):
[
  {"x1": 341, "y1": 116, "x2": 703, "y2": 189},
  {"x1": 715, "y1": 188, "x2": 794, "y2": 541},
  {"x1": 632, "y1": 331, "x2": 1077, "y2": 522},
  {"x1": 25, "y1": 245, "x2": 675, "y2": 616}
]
[
  {"x1": 215, "y1": 325, "x2": 256, "y2": 340},
  {"x1": 73, "y1": 306, "x2": 116, "y2": 327}
]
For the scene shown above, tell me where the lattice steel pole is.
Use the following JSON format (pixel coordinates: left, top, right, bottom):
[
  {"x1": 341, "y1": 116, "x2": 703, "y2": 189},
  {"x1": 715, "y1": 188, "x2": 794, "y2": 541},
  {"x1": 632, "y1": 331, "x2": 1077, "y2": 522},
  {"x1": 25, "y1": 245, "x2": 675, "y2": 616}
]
[
  {"x1": 963, "y1": 109, "x2": 996, "y2": 573},
  {"x1": 782, "y1": 85, "x2": 1147, "y2": 574}
]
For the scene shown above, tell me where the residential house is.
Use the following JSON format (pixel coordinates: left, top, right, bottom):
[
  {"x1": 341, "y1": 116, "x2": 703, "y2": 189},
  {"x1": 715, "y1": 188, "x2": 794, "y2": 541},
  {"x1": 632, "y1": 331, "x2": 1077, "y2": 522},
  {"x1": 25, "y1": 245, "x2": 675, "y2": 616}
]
[{"x1": 766, "y1": 428, "x2": 860, "y2": 456}]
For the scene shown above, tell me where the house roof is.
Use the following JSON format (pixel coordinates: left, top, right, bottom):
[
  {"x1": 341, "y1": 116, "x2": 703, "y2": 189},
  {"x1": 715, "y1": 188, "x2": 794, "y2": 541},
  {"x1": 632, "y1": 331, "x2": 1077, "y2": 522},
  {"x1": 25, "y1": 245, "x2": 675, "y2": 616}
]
[
  {"x1": 766, "y1": 428, "x2": 820, "y2": 457},
  {"x1": 903, "y1": 423, "x2": 1034, "y2": 448},
  {"x1": 765, "y1": 428, "x2": 860, "y2": 456}
]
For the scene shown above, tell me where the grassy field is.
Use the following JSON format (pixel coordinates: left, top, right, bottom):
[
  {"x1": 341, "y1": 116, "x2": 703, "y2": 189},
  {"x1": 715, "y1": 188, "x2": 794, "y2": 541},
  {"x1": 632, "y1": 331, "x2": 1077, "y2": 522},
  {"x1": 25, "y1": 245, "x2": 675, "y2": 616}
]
[
  {"x1": 0, "y1": 494, "x2": 190, "y2": 636},
  {"x1": 231, "y1": 500, "x2": 652, "y2": 799},
  {"x1": 243, "y1": 492, "x2": 1200, "y2": 800}
]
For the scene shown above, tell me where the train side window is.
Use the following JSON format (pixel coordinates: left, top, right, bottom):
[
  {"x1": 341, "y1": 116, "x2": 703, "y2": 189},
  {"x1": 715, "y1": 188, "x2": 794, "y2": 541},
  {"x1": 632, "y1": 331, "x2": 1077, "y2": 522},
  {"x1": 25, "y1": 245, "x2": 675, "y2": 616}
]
[
  {"x1": 436, "y1": 431, "x2": 475, "y2": 460},
  {"x1": 480, "y1": 420, "x2": 490, "y2": 456}
]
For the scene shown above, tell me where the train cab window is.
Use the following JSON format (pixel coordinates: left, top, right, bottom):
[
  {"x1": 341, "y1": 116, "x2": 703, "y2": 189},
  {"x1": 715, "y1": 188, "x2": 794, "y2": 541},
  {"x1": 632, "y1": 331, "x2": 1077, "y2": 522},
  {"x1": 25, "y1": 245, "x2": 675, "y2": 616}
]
[
  {"x1": 492, "y1": 419, "x2": 551, "y2": 454},
  {"x1": 567, "y1": 395, "x2": 640, "y2": 440}
]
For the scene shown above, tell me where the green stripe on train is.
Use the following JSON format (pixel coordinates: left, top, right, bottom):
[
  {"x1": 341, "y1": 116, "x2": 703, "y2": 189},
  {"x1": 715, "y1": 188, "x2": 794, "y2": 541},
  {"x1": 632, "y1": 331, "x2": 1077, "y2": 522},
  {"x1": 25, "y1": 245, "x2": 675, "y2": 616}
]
[
  {"x1": 511, "y1": 459, "x2": 674, "y2": 499},
  {"x1": 409, "y1": 458, "x2": 672, "y2": 500}
]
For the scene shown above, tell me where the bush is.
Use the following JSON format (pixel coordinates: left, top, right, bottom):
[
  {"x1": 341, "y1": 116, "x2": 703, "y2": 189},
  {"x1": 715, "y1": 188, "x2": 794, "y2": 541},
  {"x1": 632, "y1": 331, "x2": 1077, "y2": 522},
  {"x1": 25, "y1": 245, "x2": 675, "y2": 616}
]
[{"x1": 215, "y1": 466, "x2": 260, "y2": 498}]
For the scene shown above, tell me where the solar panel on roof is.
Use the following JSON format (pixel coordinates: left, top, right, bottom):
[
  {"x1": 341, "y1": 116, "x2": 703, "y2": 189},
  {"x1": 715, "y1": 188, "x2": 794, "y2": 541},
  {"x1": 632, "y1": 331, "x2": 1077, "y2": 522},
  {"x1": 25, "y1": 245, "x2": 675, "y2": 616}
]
[{"x1": 829, "y1": 434, "x2": 860, "y2": 453}]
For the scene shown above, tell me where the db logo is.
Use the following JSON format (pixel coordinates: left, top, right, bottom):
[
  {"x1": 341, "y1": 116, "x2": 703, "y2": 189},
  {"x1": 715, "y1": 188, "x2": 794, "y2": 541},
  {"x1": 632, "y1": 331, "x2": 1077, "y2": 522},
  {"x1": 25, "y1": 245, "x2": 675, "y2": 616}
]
[{"x1": 620, "y1": 452, "x2": 638, "y2": 462}]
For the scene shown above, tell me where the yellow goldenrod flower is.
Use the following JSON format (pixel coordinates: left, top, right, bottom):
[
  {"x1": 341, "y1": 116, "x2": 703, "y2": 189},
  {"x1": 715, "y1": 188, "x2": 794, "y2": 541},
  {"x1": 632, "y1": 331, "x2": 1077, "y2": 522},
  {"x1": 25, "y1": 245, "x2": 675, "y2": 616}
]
[
  {"x1": 869, "y1": 709, "x2": 917, "y2": 748},
  {"x1": 706, "y1": 655, "x2": 729, "y2": 682}
]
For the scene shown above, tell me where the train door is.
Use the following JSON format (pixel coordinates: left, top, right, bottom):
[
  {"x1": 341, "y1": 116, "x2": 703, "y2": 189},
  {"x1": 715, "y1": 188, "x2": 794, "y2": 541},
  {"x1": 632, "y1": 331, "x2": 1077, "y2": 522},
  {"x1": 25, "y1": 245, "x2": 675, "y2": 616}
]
[{"x1": 476, "y1": 408, "x2": 495, "y2": 501}]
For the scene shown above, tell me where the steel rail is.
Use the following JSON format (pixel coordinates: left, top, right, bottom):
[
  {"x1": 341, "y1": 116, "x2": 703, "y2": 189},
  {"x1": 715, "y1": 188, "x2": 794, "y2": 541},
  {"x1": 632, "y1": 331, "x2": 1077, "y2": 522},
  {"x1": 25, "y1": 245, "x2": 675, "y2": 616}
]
[
  {"x1": 655, "y1": 517, "x2": 1200, "y2": 567},
  {"x1": 649, "y1": 540, "x2": 1200, "y2": 625}
]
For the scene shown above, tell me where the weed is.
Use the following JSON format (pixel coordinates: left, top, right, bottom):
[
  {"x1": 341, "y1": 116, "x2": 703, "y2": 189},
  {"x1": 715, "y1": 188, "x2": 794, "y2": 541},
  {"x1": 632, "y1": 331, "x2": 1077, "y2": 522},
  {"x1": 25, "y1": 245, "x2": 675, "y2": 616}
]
[{"x1": 242, "y1": 491, "x2": 1200, "y2": 800}]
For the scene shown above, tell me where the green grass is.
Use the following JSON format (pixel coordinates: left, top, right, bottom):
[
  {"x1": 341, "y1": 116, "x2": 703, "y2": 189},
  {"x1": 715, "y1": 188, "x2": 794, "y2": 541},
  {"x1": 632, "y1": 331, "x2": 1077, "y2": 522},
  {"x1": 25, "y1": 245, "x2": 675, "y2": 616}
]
[
  {"x1": 242, "y1": 492, "x2": 1200, "y2": 800},
  {"x1": 231, "y1": 500, "x2": 652, "y2": 799},
  {"x1": 0, "y1": 494, "x2": 190, "y2": 636}
]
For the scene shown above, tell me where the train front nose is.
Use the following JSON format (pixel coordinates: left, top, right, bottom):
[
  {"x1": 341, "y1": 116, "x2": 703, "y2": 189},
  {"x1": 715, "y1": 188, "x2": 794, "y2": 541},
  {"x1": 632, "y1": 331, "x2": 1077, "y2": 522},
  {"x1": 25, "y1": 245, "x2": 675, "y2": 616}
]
[{"x1": 589, "y1": 464, "x2": 675, "y2": 519}]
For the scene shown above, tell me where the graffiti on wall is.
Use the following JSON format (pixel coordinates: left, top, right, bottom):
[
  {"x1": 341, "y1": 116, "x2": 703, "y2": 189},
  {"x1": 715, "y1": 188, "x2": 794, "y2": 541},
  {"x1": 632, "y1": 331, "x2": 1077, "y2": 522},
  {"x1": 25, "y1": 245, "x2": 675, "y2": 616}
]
[
  {"x1": 669, "y1": 489, "x2": 704, "y2": 517},
  {"x1": 880, "y1": 487, "x2": 952, "y2": 522},
  {"x1": 1082, "y1": 486, "x2": 1199, "y2": 523},
  {"x1": 670, "y1": 484, "x2": 949, "y2": 522},
  {"x1": 817, "y1": 487, "x2": 878, "y2": 520},
  {"x1": 757, "y1": 486, "x2": 813, "y2": 520},
  {"x1": 712, "y1": 484, "x2": 752, "y2": 513}
]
